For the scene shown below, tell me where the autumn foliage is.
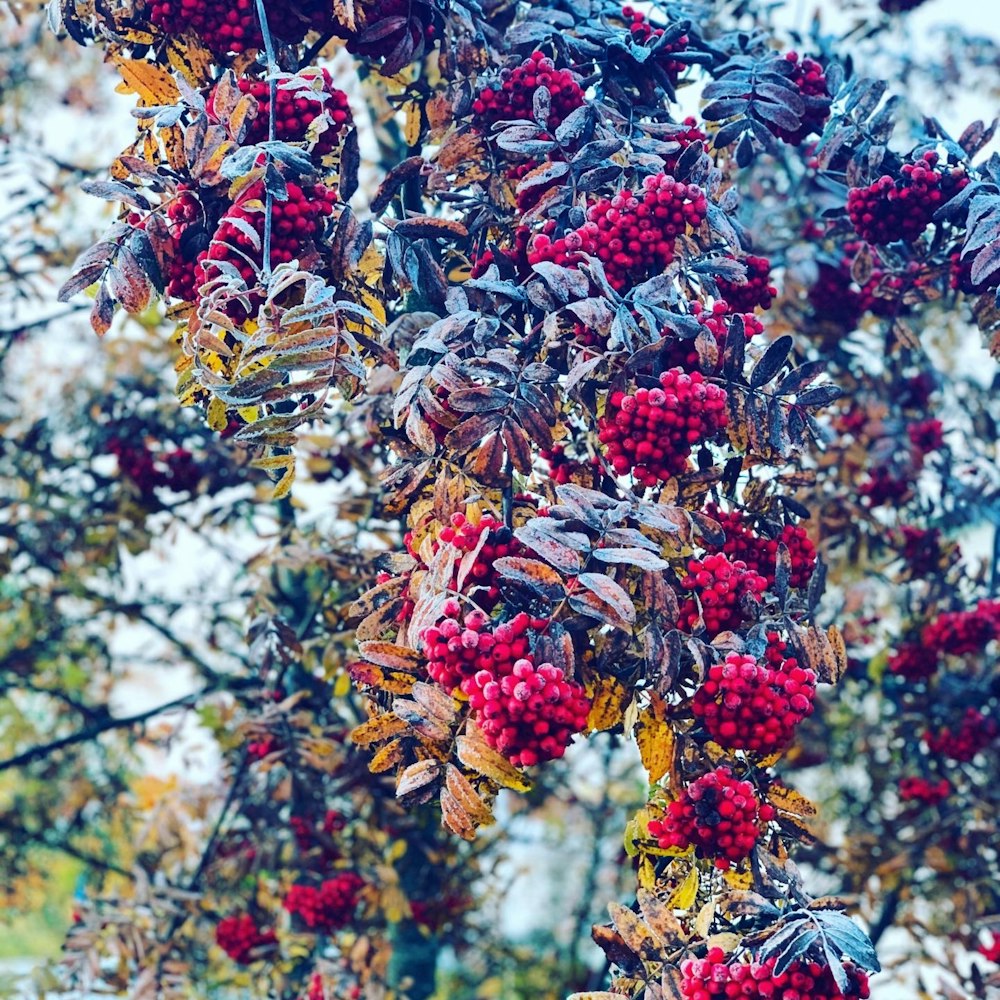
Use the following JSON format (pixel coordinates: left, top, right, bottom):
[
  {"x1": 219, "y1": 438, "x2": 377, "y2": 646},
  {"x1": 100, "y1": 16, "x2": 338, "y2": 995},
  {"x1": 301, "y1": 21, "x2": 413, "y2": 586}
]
[{"x1": 1, "y1": 0, "x2": 999, "y2": 996}]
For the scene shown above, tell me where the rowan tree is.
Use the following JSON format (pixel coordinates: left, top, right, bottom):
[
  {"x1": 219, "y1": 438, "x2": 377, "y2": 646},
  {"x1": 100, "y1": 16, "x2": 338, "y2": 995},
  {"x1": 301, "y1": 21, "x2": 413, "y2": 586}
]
[{"x1": 2, "y1": 0, "x2": 1000, "y2": 997}]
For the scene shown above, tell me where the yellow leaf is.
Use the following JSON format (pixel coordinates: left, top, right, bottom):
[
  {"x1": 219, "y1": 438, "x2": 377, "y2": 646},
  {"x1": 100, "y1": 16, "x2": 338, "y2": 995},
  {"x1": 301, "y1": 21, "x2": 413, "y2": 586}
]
[
  {"x1": 455, "y1": 724, "x2": 531, "y2": 792},
  {"x1": 587, "y1": 676, "x2": 629, "y2": 733},
  {"x1": 166, "y1": 35, "x2": 214, "y2": 87},
  {"x1": 767, "y1": 783, "x2": 817, "y2": 818},
  {"x1": 723, "y1": 868, "x2": 754, "y2": 890},
  {"x1": 666, "y1": 865, "x2": 699, "y2": 911},
  {"x1": 402, "y1": 99, "x2": 423, "y2": 147},
  {"x1": 114, "y1": 58, "x2": 180, "y2": 108},
  {"x1": 635, "y1": 709, "x2": 676, "y2": 785},
  {"x1": 351, "y1": 714, "x2": 409, "y2": 747},
  {"x1": 132, "y1": 774, "x2": 177, "y2": 811},
  {"x1": 206, "y1": 396, "x2": 228, "y2": 432}
]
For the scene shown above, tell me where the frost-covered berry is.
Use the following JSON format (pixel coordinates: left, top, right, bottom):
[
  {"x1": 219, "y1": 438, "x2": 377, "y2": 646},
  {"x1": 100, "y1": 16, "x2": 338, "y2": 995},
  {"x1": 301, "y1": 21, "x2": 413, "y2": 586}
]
[
  {"x1": 692, "y1": 649, "x2": 816, "y2": 754},
  {"x1": 598, "y1": 369, "x2": 728, "y2": 487},
  {"x1": 647, "y1": 767, "x2": 776, "y2": 869},
  {"x1": 677, "y1": 553, "x2": 768, "y2": 637}
]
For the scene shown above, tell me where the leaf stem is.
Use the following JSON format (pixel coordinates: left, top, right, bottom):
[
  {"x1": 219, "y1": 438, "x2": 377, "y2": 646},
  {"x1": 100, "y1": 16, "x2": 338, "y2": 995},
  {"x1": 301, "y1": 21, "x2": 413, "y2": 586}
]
[{"x1": 253, "y1": 0, "x2": 279, "y2": 281}]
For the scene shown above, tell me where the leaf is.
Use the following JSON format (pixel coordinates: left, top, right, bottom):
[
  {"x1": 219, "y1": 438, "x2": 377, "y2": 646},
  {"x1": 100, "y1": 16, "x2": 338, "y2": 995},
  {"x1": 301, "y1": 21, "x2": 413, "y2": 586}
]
[
  {"x1": 811, "y1": 910, "x2": 881, "y2": 973},
  {"x1": 396, "y1": 759, "x2": 443, "y2": 800},
  {"x1": 636, "y1": 888, "x2": 686, "y2": 947},
  {"x1": 750, "y1": 335, "x2": 793, "y2": 389},
  {"x1": 456, "y1": 725, "x2": 532, "y2": 791},
  {"x1": 340, "y1": 126, "x2": 360, "y2": 202},
  {"x1": 577, "y1": 573, "x2": 636, "y2": 625},
  {"x1": 635, "y1": 709, "x2": 676, "y2": 784},
  {"x1": 114, "y1": 58, "x2": 181, "y2": 108},
  {"x1": 590, "y1": 925, "x2": 642, "y2": 974},
  {"x1": 608, "y1": 902, "x2": 661, "y2": 962},
  {"x1": 358, "y1": 641, "x2": 423, "y2": 671},
  {"x1": 441, "y1": 764, "x2": 495, "y2": 839},
  {"x1": 395, "y1": 216, "x2": 469, "y2": 239},
  {"x1": 767, "y1": 784, "x2": 817, "y2": 818},
  {"x1": 666, "y1": 866, "x2": 699, "y2": 911},
  {"x1": 350, "y1": 714, "x2": 409, "y2": 747},
  {"x1": 587, "y1": 676, "x2": 630, "y2": 732}
]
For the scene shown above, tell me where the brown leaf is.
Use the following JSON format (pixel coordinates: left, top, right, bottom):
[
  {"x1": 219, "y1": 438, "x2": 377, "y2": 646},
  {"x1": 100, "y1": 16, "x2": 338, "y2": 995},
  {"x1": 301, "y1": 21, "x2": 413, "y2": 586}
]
[
  {"x1": 591, "y1": 925, "x2": 642, "y2": 975},
  {"x1": 636, "y1": 889, "x2": 686, "y2": 948},
  {"x1": 396, "y1": 759, "x2": 443, "y2": 800},
  {"x1": 351, "y1": 714, "x2": 410, "y2": 747},
  {"x1": 456, "y1": 724, "x2": 532, "y2": 791},
  {"x1": 443, "y1": 763, "x2": 495, "y2": 832}
]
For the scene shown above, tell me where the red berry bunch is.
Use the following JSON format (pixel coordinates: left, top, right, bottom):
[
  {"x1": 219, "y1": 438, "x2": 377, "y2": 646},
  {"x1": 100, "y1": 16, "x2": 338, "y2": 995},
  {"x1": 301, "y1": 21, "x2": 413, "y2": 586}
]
[
  {"x1": 980, "y1": 932, "x2": 1000, "y2": 965},
  {"x1": 679, "y1": 948, "x2": 871, "y2": 1000},
  {"x1": 859, "y1": 468, "x2": 912, "y2": 507},
  {"x1": 677, "y1": 553, "x2": 768, "y2": 637},
  {"x1": 661, "y1": 117, "x2": 708, "y2": 175},
  {"x1": 215, "y1": 913, "x2": 277, "y2": 965},
  {"x1": 283, "y1": 872, "x2": 364, "y2": 932},
  {"x1": 770, "y1": 52, "x2": 832, "y2": 145},
  {"x1": 528, "y1": 175, "x2": 708, "y2": 290},
  {"x1": 808, "y1": 244, "x2": 914, "y2": 330},
  {"x1": 210, "y1": 71, "x2": 352, "y2": 159},
  {"x1": 847, "y1": 152, "x2": 969, "y2": 245},
  {"x1": 702, "y1": 504, "x2": 816, "y2": 591},
  {"x1": 921, "y1": 602, "x2": 1000, "y2": 657},
  {"x1": 162, "y1": 188, "x2": 210, "y2": 303},
  {"x1": 420, "y1": 604, "x2": 552, "y2": 696},
  {"x1": 107, "y1": 438, "x2": 201, "y2": 497},
  {"x1": 196, "y1": 179, "x2": 337, "y2": 319},
  {"x1": 887, "y1": 641, "x2": 938, "y2": 681},
  {"x1": 472, "y1": 51, "x2": 585, "y2": 133},
  {"x1": 923, "y1": 708, "x2": 999, "y2": 762},
  {"x1": 621, "y1": 6, "x2": 689, "y2": 85},
  {"x1": 462, "y1": 653, "x2": 590, "y2": 768},
  {"x1": 665, "y1": 300, "x2": 762, "y2": 372},
  {"x1": 715, "y1": 254, "x2": 776, "y2": 311},
  {"x1": 647, "y1": 767, "x2": 775, "y2": 869},
  {"x1": 908, "y1": 418, "x2": 944, "y2": 458},
  {"x1": 898, "y1": 775, "x2": 951, "y2": 805},
  {"x1": 291, "y1": 808, "x2": 345, "y2": 856},
  {"x1": 597, "y1": 369, "x2": 728, "y2": 487},
  {"x1": 540, "y1": 445, "x2": 601, "y2": 486},
  {"x1": 692, "y1": 649, "x2": 816, "y2": 754},
  {"x1": 149, "y1": 0, "x2": 331, "y2": 59},
  {"x1": 950, "y1": 250, "x2": 1000, "y2": 295},
  {"x1": 436, "y1": 512, "x2": 523, "y2": 610},
  {"x1": 895, "y1": 525, "x2": 953, "y2": 578}
]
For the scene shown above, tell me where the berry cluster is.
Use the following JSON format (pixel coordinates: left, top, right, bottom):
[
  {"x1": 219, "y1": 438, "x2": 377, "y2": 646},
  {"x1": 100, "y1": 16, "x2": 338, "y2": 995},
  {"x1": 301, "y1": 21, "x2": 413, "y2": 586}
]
[
  {"x1": 680, "y1": 948, "x2": 871, "y2": 1000},
  {"x1": 898, "y1": 775, "x2": 951, "y2": 805},
  {"x1": 528, "y1": 175, "x2": 708, "y2": 290},
  {"x1": 108, "y1": 438, "x2": 200, "y2": 497},
  {"x1": 770, "y1": 53, "x2": 832, "y2": 145},
  {"x1": 703, "y1": 504, "x2": 817, "y2": 591},
  {"x1": 472, "y1": 51, "x2": 585, "y2": 133},
  {"x1": 463, "y1": 652, "x2": 591, "y2": 767},
  {"x1": 895, "y1": 525, "x2": 953, "y2": 578},
  {"x1": 621, "y1": 6, "x2": 689, "y2": 85},
  {"x1": 436, "y1": 512, "x2": 523, "y2": 610},
  {"x1": 215, "y1": 913, "x2": 277, "y2": 965},
  {"x1": 662, "y1": 117, "x2": 708, "y2": 175},
  {"x1": 161, "y1": 188, "x2": 210, "y2": 303},
  {"x1": 921, "y1": 601, "x2": 1000, "y2": 657},
  {"x1": 648, "y1": 767, "x2": 775, "y2": 869},
  {"x1": 715, "y1": 255, "x2": 776, "y2": 312},
  {"x1": 210, "y1": 71, "x2": 352, "y2": 159},
  {"x1": 980, "y1": 932, "x2": 1000, "y2": 965},
  {"x1": 887, "y1": 641, "x2": 938, "y2": 681},
  {"x1": 859, "y1": 468, "x2": 912, "y2": 507},
  {"x1": 290, "y1": 808, "x2": 345, "y2": 857},
  {"x1": 421, "y1": 606, "x2": 536, "y2": 693},
  {"x1": 196, "y1": 179, "x2": 336, "y2": 319},
  {"x1": 692, "y1": 649, "x2": 816, "y2": 754},
  {"x1": 149, "y1": 0, "x2": 331, "y2": 59},
  {"x1": 907, "y1": 418, "x2": 944, "y2": 458},
  {"x1": 598, "y1": 369, "x2": 728, "y2": 487},
  {"x1": 540, "y1": 445, "x2": 601, "y2": 486},
  {"x1": 923, "y1": 708, "x2": 998, "y2": 762},
  {"x1": 283, "y1": 872, "x2": 364, "y2": 932},
  {"x1": 847, "y1": 152, "x2": 969, "y2": 245},
  {"x1": 677, "y1": 553, "x2": 768, "y2": 637},
  {"x1": 665, "y1": 300, "x2": 762, "y2": 373}
]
